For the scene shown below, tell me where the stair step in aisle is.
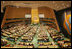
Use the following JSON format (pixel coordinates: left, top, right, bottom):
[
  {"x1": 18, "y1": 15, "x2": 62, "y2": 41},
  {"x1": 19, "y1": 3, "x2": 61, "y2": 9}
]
[{"x1": 31, "y1": 25, "x2": 40, "y2": 48}]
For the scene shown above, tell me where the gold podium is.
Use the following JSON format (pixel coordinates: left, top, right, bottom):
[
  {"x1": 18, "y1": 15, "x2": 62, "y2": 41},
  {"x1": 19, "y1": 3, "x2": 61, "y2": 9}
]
[{"x1": 31, "y1": 8, "x2": 39, "y2": 24}]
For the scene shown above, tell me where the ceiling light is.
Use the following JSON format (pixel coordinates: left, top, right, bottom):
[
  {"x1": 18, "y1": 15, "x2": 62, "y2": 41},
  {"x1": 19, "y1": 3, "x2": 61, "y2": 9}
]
[{"x1": 20, "y1": 3, "x2": 31, "y2": 5}]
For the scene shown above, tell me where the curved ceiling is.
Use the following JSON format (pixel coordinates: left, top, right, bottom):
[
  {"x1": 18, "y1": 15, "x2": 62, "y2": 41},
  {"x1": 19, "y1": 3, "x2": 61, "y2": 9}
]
[{"x1": 1, "y1": 1, "x2": 71, "y2": 12}]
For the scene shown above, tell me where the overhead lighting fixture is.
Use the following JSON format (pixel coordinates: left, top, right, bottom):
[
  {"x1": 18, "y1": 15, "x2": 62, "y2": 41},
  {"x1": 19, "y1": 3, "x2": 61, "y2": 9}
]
[{"x1": 20, "y1": 3, "x2": 32, "y2": 5}]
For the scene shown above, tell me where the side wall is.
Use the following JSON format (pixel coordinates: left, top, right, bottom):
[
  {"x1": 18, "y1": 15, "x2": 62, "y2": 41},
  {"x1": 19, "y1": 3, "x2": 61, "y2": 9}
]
[
  {"x1": 1, "y1": 6, "x2": 31, "y2": 28},
  {"x1": 1, "y1": 6, "x2": 60, "y2": 31},
  {"x1": 38, "y1": 7, "x2": 60, "y2": 31}
]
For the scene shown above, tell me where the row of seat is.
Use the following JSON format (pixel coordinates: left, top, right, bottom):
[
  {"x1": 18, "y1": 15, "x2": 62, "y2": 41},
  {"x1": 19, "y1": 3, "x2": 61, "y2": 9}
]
[
  {"x1": 1, "y1": 23, "x2": 38, "y2": 47},
  {"x1": 20, "y1": 26, "x2": 38, "y2": 42},
  {"x1": 38, "y1": 45, "x2": 58, "y2": 48},
  {"x1": 37, "y1": 25, "x2": 49, "y2": 42},
  {"x1": 57, "y1": 39, "x2": 71, "y2": 48},
  {"x1": 47, "y1": 26, "x2": 64, "y2": 41},
  {"x1": 1, "y1": 23, "x2": 33, "y2": 41},
  {"x1": 1, "y1": 23, "x2": 71, "y2": 48},
  {"x1": 46, "y1": 26, "x2": 71, "y2": 48}
]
